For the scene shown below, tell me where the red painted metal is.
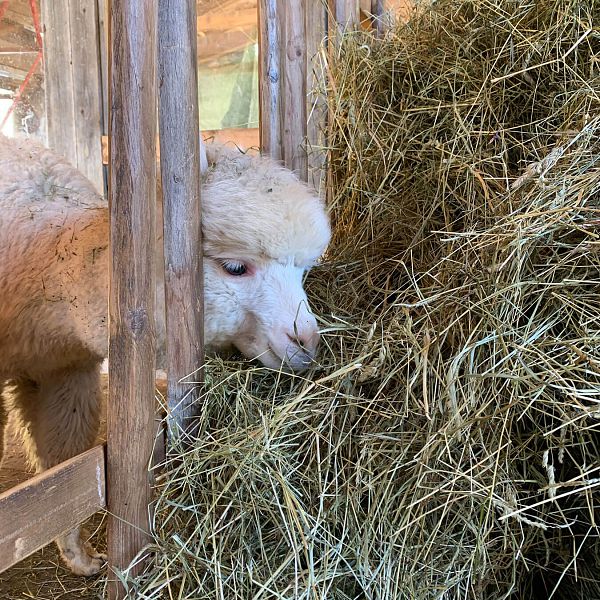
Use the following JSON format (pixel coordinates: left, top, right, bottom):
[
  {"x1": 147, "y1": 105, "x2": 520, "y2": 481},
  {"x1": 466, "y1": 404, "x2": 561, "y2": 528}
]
[
  {"x1": 0, "y1": 1, "x2": 10, "y2": 23},
  {"x1": 29, "y1": 0, "x2": 43, "y2": 49},
  {"x1": 0, "y1": 0, "x2": 44, "y2": 132},
  {"x1": 0, "y1": 50, "x2": 42, "y2": 130}
]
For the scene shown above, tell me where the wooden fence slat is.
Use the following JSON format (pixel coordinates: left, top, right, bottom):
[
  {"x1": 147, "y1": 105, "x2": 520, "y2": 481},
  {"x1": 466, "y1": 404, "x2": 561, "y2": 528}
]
[
  {"x1": 371, "y1": 0, "x2": 387, "y2": 35},
  {"x1": 258, "y1": 0, "x2": 284, "y2": 160},
  {"x1": 306, "y1": 0, "x2": 328, "y2": 195},
  {"x1": 330, "y1": 0, "x2": 359, "y2": 29},
  {"x1": 0, "y1": 446, "x2": 105, "y2": 573},
  {"x1": 67, "y1": 0, "x2": 104, "y2": 193},
  {"x1": 107, "y1": 0, "x2": 158, "y2": 596},
  {"x1": 42, "y1": 0, "x2": 104, "y2": 193},
  {"x1": 41, "y1": 0, "x2": 77, "y2": 161},
  {"x1": 283, "y1": 0, "x2": 307, "y2": 179},
  {"x1": 158, "y1": 0, "x2": 204, "y2": 434},
  {"x1": 97, "y1": 0, "x2": 110, "y2": 195}
]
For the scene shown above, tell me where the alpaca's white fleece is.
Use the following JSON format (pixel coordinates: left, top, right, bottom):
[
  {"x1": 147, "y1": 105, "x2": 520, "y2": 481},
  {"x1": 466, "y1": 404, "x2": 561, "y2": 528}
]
[
  {"x1": 0, "y1": 135, "x2": 108, "y2": 380},
  {"x1": 202, "y1": 144, "x2": 330, "y2": 266}
]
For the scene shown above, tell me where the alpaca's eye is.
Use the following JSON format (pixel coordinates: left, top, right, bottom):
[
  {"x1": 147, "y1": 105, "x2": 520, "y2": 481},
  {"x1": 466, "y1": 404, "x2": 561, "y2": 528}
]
[{"x1": 222, "y1": 260, "x2": 247, "y2": 276}]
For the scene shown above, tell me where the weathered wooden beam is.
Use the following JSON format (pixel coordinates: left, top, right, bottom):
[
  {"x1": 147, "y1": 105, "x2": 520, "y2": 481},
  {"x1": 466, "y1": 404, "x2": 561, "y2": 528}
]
[
  {"x1": 0, "y1": 61, "x2": 31, "y2": 81},
  {"x1": 283, "y1": 0, "x2": 307, "y2": 179},
  {"x1": 330, "y1": 0, "x2": 359, "y2": 29},
  {"x1": 0, "y1": 446, "x2": 105, "y2": 574},
  {"x1": 41, "y1": 0, "x2": 76, "y2": 157},
  {"x1": 258, "y1": 0, "x2": 284, "y2": 161},
  {"x1": 107, "y1": 0, "x2": 157, "y2": 596},
  {"x1": 3, "y1": 7, "x2": 35, "y2": 30},
  {"x1": 306, "y1": 0, "x2": 328, "y2": 194},
  {"x1": 158, "y1": 0, "x2": 204, "y2": 436},
  {"x1": 258, "y1": 0, "x2": 311, "y2": 181},
  {"x1": 41, "y1": 0, "x2": 104, "y2": 192},
  {"x1": 68, "y1": 0, "x2": 104, "y2": 191}
]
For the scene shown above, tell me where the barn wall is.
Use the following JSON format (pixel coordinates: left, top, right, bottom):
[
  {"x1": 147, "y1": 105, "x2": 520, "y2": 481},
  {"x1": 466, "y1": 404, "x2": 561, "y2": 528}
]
[{"x1": 41, "y1": 0, "x2": 104, "y2": 194}]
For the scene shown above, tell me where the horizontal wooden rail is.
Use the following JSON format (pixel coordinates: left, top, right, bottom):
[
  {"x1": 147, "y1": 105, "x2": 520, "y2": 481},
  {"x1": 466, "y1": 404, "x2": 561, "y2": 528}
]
[
  {"x1": 101, "y1": 128, "x2": 259, "y2": 165},
  {"x1": 0, "y1": 445, "x2": 106, "y2": 573}
]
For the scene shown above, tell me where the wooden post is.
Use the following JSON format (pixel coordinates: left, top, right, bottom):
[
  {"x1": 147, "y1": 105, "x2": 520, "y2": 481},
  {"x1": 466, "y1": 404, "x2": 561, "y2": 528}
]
[
  {"x1": 371, "y1": 0, "x2": 386, "y2": 35},
  {"x1": 107, "y1": 0, "x2": 157, "y2": 597},
  {"x1": 306, "y1": 0, "x2": 328, "y2": 195},
  {"x1": 41, "y1": 0, "x2": 104, "y2": 193},
  {"x1": 158, "y1": 0, "x2": 204, "y2": 436},
  {"x1": 258, "y1": 0, "x2": 310, "y2": 181},
  {"x1": 283, "y1": 1, "x2": 307, "y2": 180},
  {"x1": 283, "y1": 0, "x2": 308, "y2": 181},
  {"x1": 330, "y1": 0, "x2": 359, "y2": 29},
  {"x1": 258, "y1": 0, "x2": 284, "y2": 161}
]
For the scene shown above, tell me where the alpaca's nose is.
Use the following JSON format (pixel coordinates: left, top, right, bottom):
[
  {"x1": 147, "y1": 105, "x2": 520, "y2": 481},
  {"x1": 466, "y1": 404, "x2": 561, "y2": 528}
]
[{"x1": 286, "y1": 327, "x2": 320, "y2": 357}]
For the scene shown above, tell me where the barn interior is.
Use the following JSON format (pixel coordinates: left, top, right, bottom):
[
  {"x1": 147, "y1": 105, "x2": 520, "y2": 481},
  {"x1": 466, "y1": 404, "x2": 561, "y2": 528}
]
[{"x1": 1, "y1": 1, "x2": 598, "y2": 599}]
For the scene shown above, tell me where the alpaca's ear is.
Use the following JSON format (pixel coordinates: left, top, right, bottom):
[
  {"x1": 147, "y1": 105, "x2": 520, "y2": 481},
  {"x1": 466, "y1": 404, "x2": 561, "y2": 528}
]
[{"x1": 199, "y1": 135, "x2": 209, "y2": 174}]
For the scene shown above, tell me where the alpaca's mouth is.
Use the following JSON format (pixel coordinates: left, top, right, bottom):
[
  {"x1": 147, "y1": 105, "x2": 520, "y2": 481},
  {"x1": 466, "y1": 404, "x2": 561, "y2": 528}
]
[
  {"x1": 269, "y1": 343, "x2": 314, "y2": 373},
  {"x1": 238, "y1": 343, "x2": 314, "y2": 373}
]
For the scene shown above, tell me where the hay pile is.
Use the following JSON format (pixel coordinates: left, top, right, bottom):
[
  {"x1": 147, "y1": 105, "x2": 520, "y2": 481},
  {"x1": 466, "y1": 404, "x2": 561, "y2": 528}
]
[{"x1": 117, "y1": 1, "x2": 600, "y2": 598}]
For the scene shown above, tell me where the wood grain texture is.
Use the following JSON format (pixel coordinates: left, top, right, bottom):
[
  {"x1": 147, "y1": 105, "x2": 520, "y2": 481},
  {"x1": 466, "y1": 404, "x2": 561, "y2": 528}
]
[
  {"x1": 371, "y1": 0, "x2": 386, "y2": 34},
  {"x1": 306, "y1": 0, "x2": 327, "y2": 194},
  {"x1": 42, "y1": 0, "x2": 104, "y2": 192},
  {"x1": 41, "y1": 0, "x2": 76, "y2": 163},
  {"x1": 258, "y1": 0, "x2": 284, "y2": 161},
  {"x1": 97, "y1": 0, "x2": 110, "y2": 195},
  {"x1": 107, "y1": 0, "x2": 157, "y2": 597},
  {"x1": 0, "y1": 446, "x2": 105, "y2": 574},
  {"x1": 283, "y1": 0, "x2": 307, "y2": 179},
  {"x1": 158, "y1": 0, "x2": 204, "y2": 436},
  {"x1": 330, "y1": 0, "x2": 359, "y2": 29},
  {"x1": 67, "y1": 0, "x2": 104, "y2": 192}
]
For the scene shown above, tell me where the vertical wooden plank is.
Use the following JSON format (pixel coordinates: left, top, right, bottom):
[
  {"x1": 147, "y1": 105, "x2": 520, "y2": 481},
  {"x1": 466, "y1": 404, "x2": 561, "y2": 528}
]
[
  {"x1": 306, "y1": 0, "x2": 328, "y2": 194},
  {"x1": 97, "y1": 0, "x2": 109, "y2": 195},
  {"x1": 258, "y1": 0, "x2": 284, "y2": 161},
  {"x1": 158, "y1": 0, "x2": 204, "y2": 436},
  {"x1": 67, "y1": 0, "x2": 104, "y2": 192},
  {"x1": 283, "y1": 0, "x2": 307, "y2": 179},
  {"x1": 333, "y1": 0, "x2": 360, "y2": 30},
  {"x1": 371, "y1": 0, "x2": 386, "y2": 35},
  {"x1": 97, "y1": 0, "x2": 109, "y2": 136},
  {"x1": 330, "y1": 0, "x2": 359, "y2": 29},
  {"x1": 41, "y1": 0, "x2": 77, "y2": 163},
  {"x1": 42, "y1": 0, "x2": 104, "y2": 192},
  {"x1": 107, "y1": 0, "x2": 157, "y2": 597}
]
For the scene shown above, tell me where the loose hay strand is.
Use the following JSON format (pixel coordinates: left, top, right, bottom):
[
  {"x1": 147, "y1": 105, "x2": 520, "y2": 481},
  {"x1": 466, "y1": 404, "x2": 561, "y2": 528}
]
[{"x1": 110, "y1": 1, "x2": 600, "y2": 598}]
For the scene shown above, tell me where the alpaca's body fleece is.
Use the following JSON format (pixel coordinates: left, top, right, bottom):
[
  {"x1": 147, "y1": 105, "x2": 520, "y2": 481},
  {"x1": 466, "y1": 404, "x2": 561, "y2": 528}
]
[{"x1": 0, "y1": 134, "x2": 330, "y2": 575}]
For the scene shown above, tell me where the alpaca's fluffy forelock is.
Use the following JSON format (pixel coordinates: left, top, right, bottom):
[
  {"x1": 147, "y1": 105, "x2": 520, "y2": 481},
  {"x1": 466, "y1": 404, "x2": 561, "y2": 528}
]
[{"x1": 202, "y1": 146, "x2": 330, "y2": 267}]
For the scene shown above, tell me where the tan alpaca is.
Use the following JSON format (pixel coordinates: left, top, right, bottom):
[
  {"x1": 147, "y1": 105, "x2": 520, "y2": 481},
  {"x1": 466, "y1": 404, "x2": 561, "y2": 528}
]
[{"x1": 0, "y1": 134, "x2": 330, "y2": 575}]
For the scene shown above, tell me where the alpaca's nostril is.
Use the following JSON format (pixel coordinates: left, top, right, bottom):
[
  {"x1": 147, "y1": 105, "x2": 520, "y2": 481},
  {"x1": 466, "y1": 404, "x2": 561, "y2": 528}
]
[{"x1": 287, "y1": 329, "x2": 319, "y2": 355}]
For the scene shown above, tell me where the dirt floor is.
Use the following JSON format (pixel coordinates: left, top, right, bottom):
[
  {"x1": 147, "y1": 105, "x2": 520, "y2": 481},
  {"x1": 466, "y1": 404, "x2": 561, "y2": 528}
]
[{"x1": 0, "y1": 378, "x2": 110, "y2": 600}]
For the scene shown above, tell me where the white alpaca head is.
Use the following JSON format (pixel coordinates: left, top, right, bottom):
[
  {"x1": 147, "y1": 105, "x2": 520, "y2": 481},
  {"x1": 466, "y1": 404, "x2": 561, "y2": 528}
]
[{"x1": 201, "y1": 144, "x2": 330, "y2": 372}]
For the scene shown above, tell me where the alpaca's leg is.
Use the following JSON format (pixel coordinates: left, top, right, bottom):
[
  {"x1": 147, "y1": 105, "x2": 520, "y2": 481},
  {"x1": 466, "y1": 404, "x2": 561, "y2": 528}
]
[{"x1": 11, "y1": 367, "x2": 105, "y2": 576}]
